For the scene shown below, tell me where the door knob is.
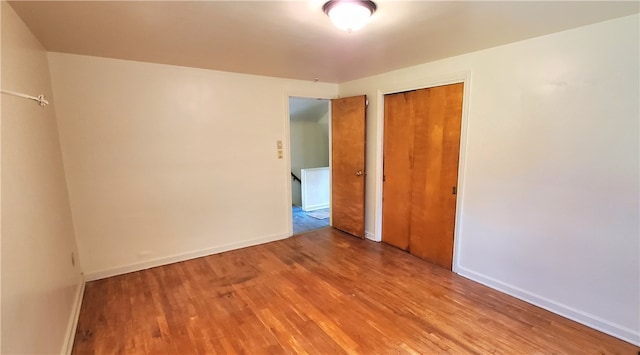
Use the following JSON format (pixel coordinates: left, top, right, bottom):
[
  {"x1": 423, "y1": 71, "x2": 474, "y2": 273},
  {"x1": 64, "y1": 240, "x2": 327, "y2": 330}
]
[{"x1": 356, "y1": 170, "x2": 364, "y2": 176}]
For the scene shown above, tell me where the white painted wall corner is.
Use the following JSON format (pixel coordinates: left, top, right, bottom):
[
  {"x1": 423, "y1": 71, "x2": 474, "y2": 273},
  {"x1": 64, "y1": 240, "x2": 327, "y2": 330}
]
[
  {"x1": 61, "y1": 278, "x2": 86, "y2": 354},
  {"x1": 84, "y1": 233, "x2": 290, "y2": 281}
]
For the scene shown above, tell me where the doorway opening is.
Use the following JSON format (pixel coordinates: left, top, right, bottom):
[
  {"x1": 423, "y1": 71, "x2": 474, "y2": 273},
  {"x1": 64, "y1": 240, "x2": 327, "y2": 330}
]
[{"x1": 289, "y1": 97, "x2": 331, "y2": 235}]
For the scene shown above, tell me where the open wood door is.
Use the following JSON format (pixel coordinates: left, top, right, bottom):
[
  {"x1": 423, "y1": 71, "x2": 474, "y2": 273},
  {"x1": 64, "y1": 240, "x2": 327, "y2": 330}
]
[{"x1": 331, "y1": 95, "x2": 366, "y2": 238}]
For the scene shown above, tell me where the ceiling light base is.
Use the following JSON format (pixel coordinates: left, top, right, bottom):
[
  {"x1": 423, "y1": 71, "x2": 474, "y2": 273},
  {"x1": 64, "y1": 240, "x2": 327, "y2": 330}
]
[{"x1": 323, "y1": 0, "x2": 377, "y2": 32}]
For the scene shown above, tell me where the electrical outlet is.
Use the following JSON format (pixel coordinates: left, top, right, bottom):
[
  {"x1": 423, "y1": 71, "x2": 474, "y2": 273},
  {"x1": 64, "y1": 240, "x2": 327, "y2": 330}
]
[
  {"x1": 277, "y1": 150, "x2": 283, "y2": 159},
  {"x1": 276, "y1": 140, "x2": 283, "y2": 149}
]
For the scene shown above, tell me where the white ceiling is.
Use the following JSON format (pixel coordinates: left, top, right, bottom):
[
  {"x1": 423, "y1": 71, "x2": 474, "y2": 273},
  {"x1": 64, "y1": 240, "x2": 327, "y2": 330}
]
[{"x1": 9, "y1": 1, "x2": 639, "y2": 83}]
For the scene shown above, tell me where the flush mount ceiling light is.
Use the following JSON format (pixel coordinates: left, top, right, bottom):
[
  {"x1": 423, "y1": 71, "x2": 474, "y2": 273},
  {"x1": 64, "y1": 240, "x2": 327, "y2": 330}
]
[{"x1": 323, "y1": 0, "x2": 377, "y2": 33}]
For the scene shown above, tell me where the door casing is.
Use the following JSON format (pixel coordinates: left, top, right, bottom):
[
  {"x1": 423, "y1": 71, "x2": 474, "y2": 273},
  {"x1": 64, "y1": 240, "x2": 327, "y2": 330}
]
[
  {"x1": 382, "y1": 84, "x2": 464, "y2": 269},
  {"x1": 373, "y1": 71, "x2": 472, "y2": 273}
]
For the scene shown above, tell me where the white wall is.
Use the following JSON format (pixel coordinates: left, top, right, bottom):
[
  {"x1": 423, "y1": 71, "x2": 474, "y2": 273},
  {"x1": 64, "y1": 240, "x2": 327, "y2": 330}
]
[
  {"x1": 1, "y1": 2, "x2": 84, "y2": 353},
  {"x1": 47, "y1": 52, "x2": 338, "y2": 279},
  {"x1": 290, "y1": 109, "x2": 329, "y2": 206},
  {"x1": 339, "y1": 15, "x2": 639, "y2": 345},
  {"x1": 301, "y1": 167, "x2": 330, "y2": 211}
]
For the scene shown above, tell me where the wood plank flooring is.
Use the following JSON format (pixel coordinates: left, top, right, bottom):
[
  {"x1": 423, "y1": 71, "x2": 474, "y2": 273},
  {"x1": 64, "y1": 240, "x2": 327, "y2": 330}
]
[{"x1": 72, "y1": 228, "x2": 638, "y2": 354}]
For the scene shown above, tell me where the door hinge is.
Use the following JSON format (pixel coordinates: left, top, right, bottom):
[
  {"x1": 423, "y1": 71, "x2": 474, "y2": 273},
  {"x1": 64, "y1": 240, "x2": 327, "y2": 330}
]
[
  {"x1": 365, "y1": 99, "x2": 369, "y2": 107},
  {"x1": 452, "y1": 186, "x2": 457, "y2": 195}
]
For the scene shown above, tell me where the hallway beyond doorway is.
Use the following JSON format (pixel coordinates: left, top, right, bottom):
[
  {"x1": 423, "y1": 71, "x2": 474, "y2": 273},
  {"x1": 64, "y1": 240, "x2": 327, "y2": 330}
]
[{"x1": 292, "y1": 206, "x2": 329, "y2": 234}]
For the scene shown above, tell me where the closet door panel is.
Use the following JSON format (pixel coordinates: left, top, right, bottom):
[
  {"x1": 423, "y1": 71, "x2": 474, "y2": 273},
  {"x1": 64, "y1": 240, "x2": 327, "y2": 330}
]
[
  {"x1": 381, "y1": 91, "x2": 415, "y2": 250},
  {"x1": 409, "y1": 83, "x2": 464, "y2": 269}
]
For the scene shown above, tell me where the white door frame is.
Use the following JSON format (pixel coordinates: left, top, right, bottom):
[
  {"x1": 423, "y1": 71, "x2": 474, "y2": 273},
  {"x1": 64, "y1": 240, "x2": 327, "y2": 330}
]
[{"x1": 373, "y1": 71, "x2": 472, "y2": 273}]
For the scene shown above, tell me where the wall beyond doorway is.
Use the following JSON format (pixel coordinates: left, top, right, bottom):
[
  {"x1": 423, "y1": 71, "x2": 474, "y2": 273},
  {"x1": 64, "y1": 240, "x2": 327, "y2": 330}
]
[{"x1": 289, "y1": 97, "x2": 330, "y2": 206}]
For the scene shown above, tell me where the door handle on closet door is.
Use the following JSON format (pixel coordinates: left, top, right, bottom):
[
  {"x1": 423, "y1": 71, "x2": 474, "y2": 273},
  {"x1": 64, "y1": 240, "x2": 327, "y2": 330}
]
[{"x1": 356, "y1": 170, "x2": 364, "y2": 176}]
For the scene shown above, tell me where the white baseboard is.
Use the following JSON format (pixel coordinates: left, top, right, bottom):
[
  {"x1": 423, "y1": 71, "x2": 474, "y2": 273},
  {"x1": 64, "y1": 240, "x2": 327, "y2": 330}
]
[
  {"x1": 302, "y1": 203, "x2": 330, "y2": 212},
  {"x1": 61, "y1": 276, "x2": 86, "y2": 354},
  {"x1": 456, "y1": 265, "x2": 640, "y2": 346},
  {"x1": 364, "y1": 231, "x2": 378, "y2": 242},
  {"x1": 84, "y1": 233, "x2": 290, "y2": 281}
]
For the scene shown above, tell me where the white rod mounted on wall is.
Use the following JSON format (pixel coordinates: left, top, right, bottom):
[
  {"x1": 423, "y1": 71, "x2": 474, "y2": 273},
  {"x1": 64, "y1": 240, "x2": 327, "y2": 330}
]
[{"x1": 1, "y1": 89, "x2": 49, "y2": 107}]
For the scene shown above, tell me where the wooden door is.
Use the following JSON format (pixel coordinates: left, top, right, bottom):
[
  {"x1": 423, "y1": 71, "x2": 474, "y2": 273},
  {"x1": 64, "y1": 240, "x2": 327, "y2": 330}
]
[
  {"x1": 382, "y1": 83, "x2": 464, "y2": 269},
  {"x1": 382, "y1": 91, "x2": 415, "y2": 250},
  {"x1": 409, "y1": 84, "x2": 463, "y2": 269},
  {"x1": 331, "y1": 95, "x2": 366, "y2": 238}
]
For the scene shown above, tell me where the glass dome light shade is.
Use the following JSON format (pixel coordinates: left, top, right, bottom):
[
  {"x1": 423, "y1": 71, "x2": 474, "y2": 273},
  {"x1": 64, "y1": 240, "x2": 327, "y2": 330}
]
[{"x1": 323, "y1": 1, "x2": 377, "y2": 32}]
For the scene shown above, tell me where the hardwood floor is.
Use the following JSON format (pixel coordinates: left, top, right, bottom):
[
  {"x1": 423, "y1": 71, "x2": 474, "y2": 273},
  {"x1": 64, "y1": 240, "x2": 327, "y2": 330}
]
[{"x1": 72, "y1": 228, "x2": 638, "y2": 354}]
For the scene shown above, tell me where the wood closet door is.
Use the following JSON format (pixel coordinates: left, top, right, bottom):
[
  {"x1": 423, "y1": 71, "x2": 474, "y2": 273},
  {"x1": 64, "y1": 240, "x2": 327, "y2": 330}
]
[
  {"x1": 409, "y1": 83, "x2": 463, "y2": 269},
  {"x1": 382, "y1": 83, "x2": 463, "y2": 269},
  {"x1": 331, "y1": 95, "x2": 366, "y2": 238},
  {"x1": 381, "y1": 91, "x2": 415, "y2": 250}
]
